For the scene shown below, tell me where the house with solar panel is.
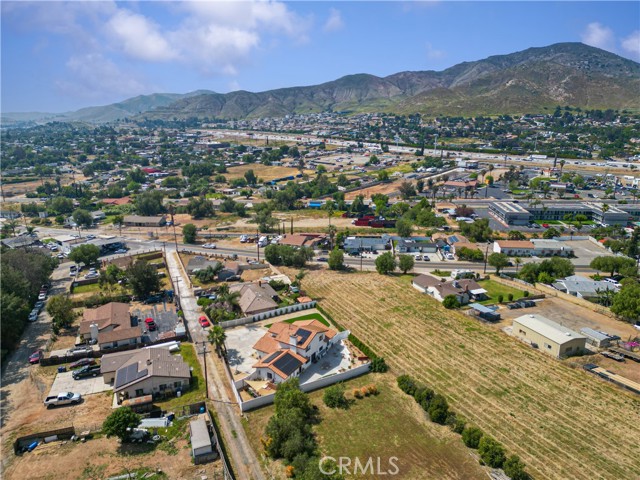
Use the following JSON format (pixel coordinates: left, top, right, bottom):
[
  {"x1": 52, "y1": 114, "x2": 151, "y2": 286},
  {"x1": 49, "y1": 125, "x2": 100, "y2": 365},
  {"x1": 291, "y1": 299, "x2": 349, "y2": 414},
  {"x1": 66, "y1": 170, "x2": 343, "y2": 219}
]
[
  {"x1": 250, "y1": 320, "x2": 340, "y2": 384},
  {"x1": 100, "y1": 347, "x2": 191, "y2": 403}
]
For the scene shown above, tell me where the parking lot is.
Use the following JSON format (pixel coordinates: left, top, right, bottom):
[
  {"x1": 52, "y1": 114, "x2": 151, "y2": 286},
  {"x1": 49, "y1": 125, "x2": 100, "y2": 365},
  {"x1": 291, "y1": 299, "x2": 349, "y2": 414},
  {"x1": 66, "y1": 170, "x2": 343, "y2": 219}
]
[
  {"x1": 49, "y1": 370, "x2": 112, "y2": 397},
  {"x1": 131, "y1": 301, "x2": 179, "y2": 343}
]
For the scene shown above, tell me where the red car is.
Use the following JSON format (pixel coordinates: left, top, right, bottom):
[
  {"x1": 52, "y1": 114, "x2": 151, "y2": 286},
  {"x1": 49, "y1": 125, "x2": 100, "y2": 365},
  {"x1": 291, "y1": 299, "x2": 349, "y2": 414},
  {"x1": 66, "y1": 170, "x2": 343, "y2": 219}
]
[
  {"x1": 70, "y1": 357, "x2": 96, "y2": 369},
  {"x1": 542, "y1": 223, "x2": 550, "y2": 228},
  {"x1": 144, "y1": 317, "x2": 157, "y2": 331},
  {"x1": 199, "y1": 316, "x2": 210, "y2": 328},
  {"x1": 29, "y1": 350, "x2": 44, "y2": 364}
]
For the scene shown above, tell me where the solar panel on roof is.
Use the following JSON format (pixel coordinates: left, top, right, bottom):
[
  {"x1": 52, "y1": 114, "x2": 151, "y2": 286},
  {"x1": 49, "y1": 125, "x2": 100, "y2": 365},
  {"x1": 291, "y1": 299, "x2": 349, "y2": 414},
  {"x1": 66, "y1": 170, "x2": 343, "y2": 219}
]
[
  {"x1": 273, "y1": 352, "x2": 303, "y2": 376},
  {"x1": 115, "y1": 363, "x2": 148, "y2": 389},
  {"x1": 295, "y1": 328, "x2": 312, "y2": 345},
  {"x1": 262, "y1": 351, "x2": 281, "y2": 364}
]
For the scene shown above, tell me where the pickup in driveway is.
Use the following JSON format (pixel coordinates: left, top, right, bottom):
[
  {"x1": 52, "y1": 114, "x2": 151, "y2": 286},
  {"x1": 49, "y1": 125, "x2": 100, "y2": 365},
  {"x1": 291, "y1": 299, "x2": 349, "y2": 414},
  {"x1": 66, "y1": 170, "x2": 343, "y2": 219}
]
[
  {"x1": 72, "y1": 365, "x2": 101, "y2": 380},
  {"x1": 44, "y1": 391, "x2": 82, "y2": 408}
]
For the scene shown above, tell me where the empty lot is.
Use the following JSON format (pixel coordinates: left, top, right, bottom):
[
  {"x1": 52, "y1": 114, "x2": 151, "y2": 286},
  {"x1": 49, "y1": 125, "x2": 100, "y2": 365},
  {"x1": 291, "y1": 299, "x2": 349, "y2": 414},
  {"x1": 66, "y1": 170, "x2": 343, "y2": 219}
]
[{"x1": 297, "y1": 268, "x2": 640, "y2": 480}]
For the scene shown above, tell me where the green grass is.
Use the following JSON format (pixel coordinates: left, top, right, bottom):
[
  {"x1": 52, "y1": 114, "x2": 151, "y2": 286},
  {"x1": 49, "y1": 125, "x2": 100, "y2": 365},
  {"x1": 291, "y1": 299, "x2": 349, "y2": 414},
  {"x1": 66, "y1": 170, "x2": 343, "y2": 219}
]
[
  {"x1": 534, "y1": 220, "x2": 561, "y2": 225},
  {"x1": 431, "y1": 269, "x2": 451, "y2": 277},
  {"x1": 477, "y1": 279, "x2": 525, "y2": 305},
  {"x1": 72, "y1": 283, "x2": 102, "y2": 294},
  {"x1": 154, "y1": 344, "x2": 206, "y2": 410},
  {"x1": 265, "y1": 312, "x2": 331, "y2": 329}
]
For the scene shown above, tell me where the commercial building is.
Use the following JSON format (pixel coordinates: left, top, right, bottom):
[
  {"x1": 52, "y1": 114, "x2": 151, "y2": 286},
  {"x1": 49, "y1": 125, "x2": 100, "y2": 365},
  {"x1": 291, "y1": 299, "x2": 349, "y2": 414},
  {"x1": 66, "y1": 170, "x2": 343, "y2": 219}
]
[
  {"x1": 123, "y1": 215, "x2": 167, "y2": 227},
  {"x1": 493, "y1": 240, "x2": 535, "y2": 256},
  {"x1": 552, "y1": 275, "x2": 618, "y2": 300},
  {"x1": 489, "y1": 202, "x2": 532, "y2": 226},
  {"x1": 530, "y1": 239, "x2": 574, "y2": 257},
  {"x1": 512, "y1": 314, "x2": 586, "y2": 358}
]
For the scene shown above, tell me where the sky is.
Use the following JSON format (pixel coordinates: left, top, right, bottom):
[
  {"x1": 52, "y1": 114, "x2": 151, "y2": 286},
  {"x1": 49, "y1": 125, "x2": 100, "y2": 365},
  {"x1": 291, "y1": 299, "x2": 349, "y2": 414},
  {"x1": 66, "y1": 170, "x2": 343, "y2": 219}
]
[{"x1": 2, "y1": 1, "x2": 639, "y2": 113}]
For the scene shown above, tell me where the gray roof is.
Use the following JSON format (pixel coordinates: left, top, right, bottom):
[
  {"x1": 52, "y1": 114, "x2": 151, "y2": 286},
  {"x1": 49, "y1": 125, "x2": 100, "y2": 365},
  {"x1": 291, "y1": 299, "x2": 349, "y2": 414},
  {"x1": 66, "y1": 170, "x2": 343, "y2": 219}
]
[
  {"x1": 343, "y1": 235, "x2": 391, "y2": 249},
  {"x1": 579, "y1": 327, "x2": 620, "y2": 342},
  {"x1": 186, "y1": 256, "x2": 221, "y2": 273},
  {"x1": 190, "y1": 417, "x2": 212, "y2": 452},
  {"x1": 554, "y1": 275, "x2": 617, "y2": 296},
  {"x1": 514, "y1": 314, "x2": 586, "y2": 345}
]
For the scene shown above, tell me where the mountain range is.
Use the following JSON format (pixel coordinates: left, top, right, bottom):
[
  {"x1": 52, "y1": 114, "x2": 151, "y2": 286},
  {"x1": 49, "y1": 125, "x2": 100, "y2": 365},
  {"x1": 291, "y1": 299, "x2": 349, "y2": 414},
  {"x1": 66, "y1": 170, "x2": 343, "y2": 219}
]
[{"x1": 3, "y1": 42, "x2": 639, "y2": 124}]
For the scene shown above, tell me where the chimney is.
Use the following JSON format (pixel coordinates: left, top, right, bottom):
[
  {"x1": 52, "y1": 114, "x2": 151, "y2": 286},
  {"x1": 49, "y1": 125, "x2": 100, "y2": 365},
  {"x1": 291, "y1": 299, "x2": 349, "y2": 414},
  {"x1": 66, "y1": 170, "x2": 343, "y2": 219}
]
[
  {"x1": 90, "y1": 323, "x2": 99, "y2": 341},
  {"x1": 289, "y1": 335, "x2": 297, "y2": 352}
]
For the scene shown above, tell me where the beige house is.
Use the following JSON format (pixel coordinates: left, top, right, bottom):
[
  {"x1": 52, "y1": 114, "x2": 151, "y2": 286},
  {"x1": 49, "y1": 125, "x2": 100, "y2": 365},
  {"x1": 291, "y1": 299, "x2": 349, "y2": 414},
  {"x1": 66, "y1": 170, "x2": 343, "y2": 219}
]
[
  {"x1": 123, "y1": 215, "x2": 166, "y2": 227},
  {"x1": 100, "y1": 348, "x2": 191, "y2": 402},
  {"x1": 512, "y1": 314, "x2": 586, "y2": 358},
  {"x1": 80, "y1": 302, "x2": 133, "y2": 344},
  {"x1": 229, "y1": 282, "x2": 279, "y2": 316}
]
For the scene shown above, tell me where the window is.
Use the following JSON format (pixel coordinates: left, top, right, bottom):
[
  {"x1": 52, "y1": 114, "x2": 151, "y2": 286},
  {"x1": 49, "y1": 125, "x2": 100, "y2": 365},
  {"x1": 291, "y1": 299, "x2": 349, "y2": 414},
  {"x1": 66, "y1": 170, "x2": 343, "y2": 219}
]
[
  {"x1": 135, "y1": 389, "x2": 144, "y2": 396},
  {"x1": 544, "y1": 343, "x2": 551, "y2": 350},
  {"x1": 159, "y1": 384, "x2": 167, "y2": 391},
  {"x1": 267, "y1": 372, "x2": 272, "y2": 379},
  {"x1": 174, "y1": 381, "x2": 181, "y2": 388}
]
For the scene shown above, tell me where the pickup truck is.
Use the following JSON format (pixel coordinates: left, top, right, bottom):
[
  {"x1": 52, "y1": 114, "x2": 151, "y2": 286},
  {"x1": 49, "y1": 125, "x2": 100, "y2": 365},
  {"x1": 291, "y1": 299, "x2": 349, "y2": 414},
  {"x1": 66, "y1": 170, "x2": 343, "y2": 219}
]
[
  {"x1": 72, "y1": 365, "x2": 101, "y2": 380},
  {"x1": 44, "y1": 392, "x2": 82, "y2": 408}
]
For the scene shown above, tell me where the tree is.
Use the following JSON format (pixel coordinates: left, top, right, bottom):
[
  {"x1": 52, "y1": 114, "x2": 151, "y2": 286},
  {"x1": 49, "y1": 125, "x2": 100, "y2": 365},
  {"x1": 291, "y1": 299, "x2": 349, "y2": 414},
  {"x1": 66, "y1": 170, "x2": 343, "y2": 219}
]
[
  {"x1": 503, "y1": 455, "x2": 531, "y2": 480},
  {"x1": 442, "y1": 295, "x2": 461, "y2": 309},
  {"x1": 68, "y1": 244, "x2": 101, "y2": 266},
  {"x1": 49, "y1": 196, "x2": 74, "y2": 214},
  {"x1": 244, "y1": 169, "x2": 257, "y2": 186},
  {"x1": 102, "y1": 407, "x2": 141, "y2": 442},
  {"x1": 186, "y1": 196, "x2": 215, "y2": 219},
  {"x1": 508, "y1": 230, "x2": 526, "y2": 240},
  {"x1": 46, "y1": 294, "x2": 76, "y2": 334},
  {"x1": 377, "y1": 170, "x2": 390, "y2": 182},
  {"x1": 611, "y1": 280, "x2": 640, "y2": 323},
  {"x1": 253, "y1": 203, "x2": 278, "y2": 232},
  {"x1": 113, "y1": 214, "x2": 125, "y2": 234},
  {"x1": 375, "y1": 252, "x2": 396, "y2": 275},
  {"x1": 478, "y1": 436, "x2": 506, "y2": 468},
  {"x1": 398, "y1": 254, "x2": 415, "y2": 274},
  {"x1": 135, "y1": 190, "x2": 164, "y2": 216},
  {"x1": 195, "y1": 264, "x2": 223, "y2": 283},
  {"x1": 488, "y1": 253, "x2": 509, "y2": 274},
  {"x1": 462, "y1": 426, "x2": 484, "y2": 449},
  {"x1": 459, "y1": 218, "x2": 492, "y2": 242},
  {"x1": 328, "y1": 248, "x2": 344, "y2": 271},
  {"x1": 396, "y1": 218, "x2": 413, "y2": 238},
  {"x1": 208, "y1": 325, "x2": 227, "y2": 354},
  {"x1": 323, "y1": 383, "x2": 349, "y2": 409},
  {"x1": 398, "y1": 180, "x2": 416, "y2": 199},
  {"x1": 72, "y1": 209, "x2": 93, "y2": 228},
  {"x1": 126, "y1": 261, "x2": 161, "y2": 299},
  {"x1": 183, "y1": 223, "x2": 197, "y2": 244},
  {"x1": 590, "y1": 256, "x2": 636, "y2": 277},
  {"x1": 427, "y1": 394, "x2": 449, "y2": 424}
]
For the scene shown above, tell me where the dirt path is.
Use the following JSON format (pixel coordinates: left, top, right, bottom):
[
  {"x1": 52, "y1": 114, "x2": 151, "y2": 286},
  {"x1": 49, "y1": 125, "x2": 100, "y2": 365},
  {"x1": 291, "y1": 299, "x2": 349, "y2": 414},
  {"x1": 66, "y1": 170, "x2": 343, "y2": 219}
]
[{"x1": 165, "y1": 248, "x2": 265, "y2": 480}]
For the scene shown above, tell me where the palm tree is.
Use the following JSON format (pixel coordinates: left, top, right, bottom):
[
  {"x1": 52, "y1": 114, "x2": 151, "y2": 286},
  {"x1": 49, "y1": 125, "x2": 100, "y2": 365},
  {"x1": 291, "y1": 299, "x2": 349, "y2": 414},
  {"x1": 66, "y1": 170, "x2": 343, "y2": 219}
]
[
  {"x1": 514, "y1": 257, "x2": 522, "y2": 273},
  {"x1": 4, "y1": 219, "x2": 19, "y2": 237},
  {"x1": 559, "y1": 159, "x2": 566, "y2": 175},
  {"x1": 208, "y1": 325, "x2": 227, "y2": 355}
]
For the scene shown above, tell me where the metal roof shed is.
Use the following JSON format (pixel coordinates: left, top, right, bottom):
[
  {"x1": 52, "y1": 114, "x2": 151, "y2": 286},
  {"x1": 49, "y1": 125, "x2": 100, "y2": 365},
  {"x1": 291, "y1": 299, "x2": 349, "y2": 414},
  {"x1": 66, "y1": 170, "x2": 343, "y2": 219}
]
[{"x1": 190, "y1": 417, "x2": 213, "y2": 458}]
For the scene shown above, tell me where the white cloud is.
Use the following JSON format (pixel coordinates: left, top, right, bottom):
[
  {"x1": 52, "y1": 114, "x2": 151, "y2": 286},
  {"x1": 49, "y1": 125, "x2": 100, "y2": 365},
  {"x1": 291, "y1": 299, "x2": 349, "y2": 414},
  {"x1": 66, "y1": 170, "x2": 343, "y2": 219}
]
[
  {"x1": 581, "y1": 22, "x2": 615, "y2": 51},
  {"x1": 323, "y1": 8, "x2": 344, "y2": 32},
  {"x1": 426, "y1": 42, "x2": 445, "y2": 60},
  {"x1": 56, "y1": 53, "x2": 150, "y2": 100},
  {"x1": 106, "y1": 9, "x2": 177, "y2": 62},
  {"x1": 621, "y1": 30, "x2": 640, "y2": 58}
]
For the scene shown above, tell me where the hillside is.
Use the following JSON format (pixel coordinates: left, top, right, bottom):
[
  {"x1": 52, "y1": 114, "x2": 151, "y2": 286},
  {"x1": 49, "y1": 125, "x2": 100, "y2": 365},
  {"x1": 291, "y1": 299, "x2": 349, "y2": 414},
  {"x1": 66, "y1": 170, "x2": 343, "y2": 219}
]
[{"x1": 142, "y1": 42, "x2": 639, "y2": 120}]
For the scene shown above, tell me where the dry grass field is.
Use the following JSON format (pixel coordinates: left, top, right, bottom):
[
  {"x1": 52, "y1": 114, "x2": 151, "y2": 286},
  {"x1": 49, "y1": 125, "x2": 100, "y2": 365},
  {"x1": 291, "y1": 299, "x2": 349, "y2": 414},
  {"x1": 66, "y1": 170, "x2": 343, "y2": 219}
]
[
  {"x1": 297, "y1": 269, "x2": 640, "y2": 480},
  {"x1": 224, "y1": 164, "x2": 314, "y2": 181}
]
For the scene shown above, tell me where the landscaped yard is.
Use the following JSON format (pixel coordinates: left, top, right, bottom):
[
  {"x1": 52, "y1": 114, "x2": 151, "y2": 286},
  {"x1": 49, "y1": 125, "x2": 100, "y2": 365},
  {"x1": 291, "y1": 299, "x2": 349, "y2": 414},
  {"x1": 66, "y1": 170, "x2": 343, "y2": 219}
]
[
  {"x1": 476, "y1": 279, "x2": 525, "y2": 305},
  {"x1": 72, "y1": 283, "x2": 102, "y2": 294},
  {"x1": 292, "y1": 268, "x2": 640, "y2": 480},
  {"x1": 266, "y1": 312, "x2": 330, "y2": 328},
  {"x1": 242, "y1": 374, "x2": 487, "y2": 479}
]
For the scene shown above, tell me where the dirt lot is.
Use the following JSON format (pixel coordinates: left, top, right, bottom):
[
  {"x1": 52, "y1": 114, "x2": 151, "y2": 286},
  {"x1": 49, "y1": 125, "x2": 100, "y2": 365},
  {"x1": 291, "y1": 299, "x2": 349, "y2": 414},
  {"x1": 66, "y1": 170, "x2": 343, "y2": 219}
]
[
  {"x1": 295, "y1": 268, "x2": 640, "y2": 480},
  {"x1": 570, "y1": 353, "x2": 640, "y2": 383},
  {"x1": 345, "y1": 179, "x2": 405, "y2": 200},
  {"x1": 497, "y1": 296, "x2": 640, "y2": 340},
  {"x1": 224, "y1": 164, "x2": 314, "y2": 181}
]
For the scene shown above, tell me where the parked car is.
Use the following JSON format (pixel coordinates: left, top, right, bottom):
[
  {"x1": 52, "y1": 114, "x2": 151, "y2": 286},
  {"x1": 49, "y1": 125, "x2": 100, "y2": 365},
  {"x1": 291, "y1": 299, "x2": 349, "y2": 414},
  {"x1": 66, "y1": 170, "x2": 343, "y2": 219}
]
[
  {"x1": 29, "y1": 350, "x2": 44, "y2": 364},
  {"x1": 86, "y1": 234, "x2": 96, "y2": 240},
  {"x1": 414, "y1": 255, "x2": 422, "y2": 261},
  {"x1": 72, "y1": 365, "x2": 101, "y2": 380},
  {"x1": 144, "y1": 317, "x2": 157, "y2": 331},
  {"x1": 34, "y1": 301, "x2": 45, "y2": 311},
  {"x1": 199, "y1": 316, "x2": 210, "y2": 328},
  {"x1": 67, "y1": 346, "x2": 93, "y2": 356},
  {"x1": 28, "y1": 310, "x2": 39, "y2": 322},
  {"x1": 44, "y1": 392, "x2": 82, "y2": 408},
  {"x1": 70, "y1": 357, "x2": 97, "y2": 369},
  {"x1": 423, "y1": 256, "x2": 430, "y2": 261},
  {"x1": 84, "y1": 272, "x2": 99, "y2": 279},
  {"x1": 202, "y1": 243, "x2": 217, "y2": 249},
  {"x1": 316, "y1": 257, "x2": 328, "y2": 262},
  {"x1": 240, "y1": 235, "x2": 248, "y2": 243},
  {"x1": 38, "y1": 292, "x2": 47, "y2": 301},
  {"x1": 143, "y1": 295, "x2": 163, "y2": 304}
]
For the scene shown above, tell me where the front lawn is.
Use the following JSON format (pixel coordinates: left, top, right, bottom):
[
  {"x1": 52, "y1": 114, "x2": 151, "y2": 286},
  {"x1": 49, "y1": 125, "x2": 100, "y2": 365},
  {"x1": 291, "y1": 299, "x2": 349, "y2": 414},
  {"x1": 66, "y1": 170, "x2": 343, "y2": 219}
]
[
  {"x1": 477, "y1": 279, "x2": 525, "y2": 305},
  {"x1": 72, "y1": 283, "x2": 102, "y2": 294}
]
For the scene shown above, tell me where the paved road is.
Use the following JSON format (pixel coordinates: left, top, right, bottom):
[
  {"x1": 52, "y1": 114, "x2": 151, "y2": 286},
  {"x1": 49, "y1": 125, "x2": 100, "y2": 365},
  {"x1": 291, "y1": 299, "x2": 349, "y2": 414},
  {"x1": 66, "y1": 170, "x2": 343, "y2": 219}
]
[{"x1": 165, "y1": 247, "x2": 265, "y2": 480}]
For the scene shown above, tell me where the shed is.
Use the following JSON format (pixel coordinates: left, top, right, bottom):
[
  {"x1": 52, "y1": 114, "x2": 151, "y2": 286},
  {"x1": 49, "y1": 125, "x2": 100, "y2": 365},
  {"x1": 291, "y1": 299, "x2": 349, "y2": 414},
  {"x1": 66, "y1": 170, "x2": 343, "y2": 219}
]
[
  {"x1": 468, "y1": 303, "x2": 501, "y2": 322},
  {"x1": 190, "y1": 416, "x2": 216, "y2": 464},
  {"x1": 580, "y1": 328, "x2": 620, "y2": 348}
]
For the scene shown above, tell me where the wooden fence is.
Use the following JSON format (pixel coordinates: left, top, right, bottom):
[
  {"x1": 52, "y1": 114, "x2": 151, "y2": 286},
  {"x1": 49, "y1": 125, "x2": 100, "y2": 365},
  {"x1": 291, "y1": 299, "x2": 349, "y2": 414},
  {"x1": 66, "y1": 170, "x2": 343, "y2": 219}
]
[{"x1": 14, "y1": 426, "x2": 76, "y2": 454}]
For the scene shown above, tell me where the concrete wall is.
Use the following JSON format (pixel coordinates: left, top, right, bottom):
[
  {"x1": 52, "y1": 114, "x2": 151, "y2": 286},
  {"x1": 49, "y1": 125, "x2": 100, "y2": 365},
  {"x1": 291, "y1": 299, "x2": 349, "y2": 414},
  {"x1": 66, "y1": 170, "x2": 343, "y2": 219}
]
[
  {"x1": 220, "y1": 301, "x2": 317, "y2": 329},
  {"x1": 238, "y1": 363, "x2": 371, "y2": 412}
]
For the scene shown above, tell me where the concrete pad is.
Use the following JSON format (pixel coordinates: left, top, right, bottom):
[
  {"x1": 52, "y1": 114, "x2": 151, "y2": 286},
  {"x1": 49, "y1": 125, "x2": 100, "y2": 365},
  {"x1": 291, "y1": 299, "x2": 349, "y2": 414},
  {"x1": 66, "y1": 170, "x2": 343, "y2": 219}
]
[
  {"x1": 49, "y1": 370, "x2": 112, "y2": 397},
  {"x1": 299, "y1": 341, "x2": 353, "y2": 384},
  {"x1": 225, "y1": 324, "x2": 268, "y2": 376}
]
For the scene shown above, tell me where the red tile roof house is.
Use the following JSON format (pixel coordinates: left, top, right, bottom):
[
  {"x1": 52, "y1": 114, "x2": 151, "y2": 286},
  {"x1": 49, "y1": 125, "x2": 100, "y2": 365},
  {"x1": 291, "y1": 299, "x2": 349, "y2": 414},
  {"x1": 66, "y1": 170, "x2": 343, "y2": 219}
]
[
  {"x1": 412, "y1": 274, "x2": 487, "y2": 305},
  {"x1": 251, "y1": 320, "x2": 340, "y2": 384},
  {"x1": 278, "y1": 233, "x2": 327, "y2": 249}
]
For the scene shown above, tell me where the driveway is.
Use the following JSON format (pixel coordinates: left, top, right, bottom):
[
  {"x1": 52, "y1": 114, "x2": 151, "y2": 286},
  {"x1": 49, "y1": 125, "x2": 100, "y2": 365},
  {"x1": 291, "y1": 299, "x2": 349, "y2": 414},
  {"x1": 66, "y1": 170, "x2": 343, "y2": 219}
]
[
  {"x1": 225, "y1": 325, "x2": 269, "y2": 376},
  {"x1": 131, "y1": 302, "x2": 178, "y2": 342},
  {"x1": 49, "y1": 371, "x2": 112, "y2": 397}
]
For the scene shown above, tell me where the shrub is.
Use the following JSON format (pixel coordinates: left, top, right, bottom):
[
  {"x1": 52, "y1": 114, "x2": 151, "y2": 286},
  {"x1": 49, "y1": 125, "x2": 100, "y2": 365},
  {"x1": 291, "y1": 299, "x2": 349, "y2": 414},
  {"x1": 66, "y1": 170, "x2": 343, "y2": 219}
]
[
  {"x1": 414, "y1": 386, "x2": 434, "y2": 409},
  {"x1": 497, "y1": 294, "x2": 504, "y2": 303},
  {"x1": 523, "y1": 290, "x2": 530, "y2": 297},
  {"x1": 462, "y1": 426, "x2": 484, "y2": 449},
  {"x1": 503, "y1": 455, "x2": 531, "y2": 480},
  {"x1": 323, "y1": 383, "x2": 349, "y2": 409},
  {"x1": 478, "y1": 436, "x2": 506, "y2": 468},
  {"x1": 397, "y1": 375, "x2": 417, "y2": 396},
  {"x1": 285, "y1": 465, "x2": 295, "y2": 478},
  {"x1": 353, "y1": 388, "x2": 363, "y2": 399},
  {"x1": 370, "y1": 357, "x2": 388, "y2": 373},
  {"x1": 366, "y1": 384, "x2": 378, "y2": 395},
  {"x1": 427, "y1": 394, "x2": 449, "y2": 424},
  {"x1": 443, "y1": 295, "x2": 461, "y2": 309},
  {"x1": 361, "y1": 387, "x2": 370, "y2": 397},
  {"x1": 446, "y1": 412, "x2": 466, "y2": 434},
  {"x1": 507, "y1": 293, "x2": 514, "y2": 302},
  {"x1": 197, "y1": 297, "x2": 213, "y2": 307}
]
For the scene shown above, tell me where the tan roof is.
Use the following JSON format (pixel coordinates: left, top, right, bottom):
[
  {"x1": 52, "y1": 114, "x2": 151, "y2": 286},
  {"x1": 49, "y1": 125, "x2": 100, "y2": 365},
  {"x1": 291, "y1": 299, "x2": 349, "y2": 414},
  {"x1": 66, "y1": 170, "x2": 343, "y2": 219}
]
[
  {"x1": 98, "y1": 326, "x2": 142, "y2": 345},
  {"x1": 80, "y1": 302, "x2": 131, "y2": 335},
  {"x1": 229, "y1": 282, "x2": 278, "y2": 315},
  {"x1": 413, "y1": 274, "x2": 441, "y2": 289},
  {"x1": 496, "y1": 240, "x2": 535, "y2": 249},
  {"x1": 279, "y1": 233, "x2": 326, "y2": 247},
  {"x1": 253, "y1": 335, "x2": 280, "y2": 355}
]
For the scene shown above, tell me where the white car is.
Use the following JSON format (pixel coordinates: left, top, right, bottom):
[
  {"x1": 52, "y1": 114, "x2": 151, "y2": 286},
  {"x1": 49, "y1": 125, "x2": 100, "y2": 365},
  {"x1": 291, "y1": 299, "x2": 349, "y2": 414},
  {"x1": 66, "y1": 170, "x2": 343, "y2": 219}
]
[
  {"x1": 84, "y1": 272, "x2": 99, "y2": 279},
  {"x1": 202, "y1": 243, "x2": 217, "y2": 249},
  {"x1": 38, "y1": 292, "x2": 47, "y2": 301}
]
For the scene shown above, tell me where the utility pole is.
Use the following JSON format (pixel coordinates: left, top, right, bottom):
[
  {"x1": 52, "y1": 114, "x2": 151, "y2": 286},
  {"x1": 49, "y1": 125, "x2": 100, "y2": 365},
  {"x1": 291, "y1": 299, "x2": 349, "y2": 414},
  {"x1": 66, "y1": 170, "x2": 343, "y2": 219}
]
[
  {"x1": 290, "y1": 217, "x2": 293, "y2": 235},
  {"x1": 199, "y1": 341, "x2": 210, "y2": 400},
  {"x1": 256, "y1": 229, "x2": 260, "y2": 262},
  {"x1": 360, "y1": 238, "x2": 363, "y2": 271},
  {"x1": 483, "y1": 242, "x2": 490, "y2": 274}
]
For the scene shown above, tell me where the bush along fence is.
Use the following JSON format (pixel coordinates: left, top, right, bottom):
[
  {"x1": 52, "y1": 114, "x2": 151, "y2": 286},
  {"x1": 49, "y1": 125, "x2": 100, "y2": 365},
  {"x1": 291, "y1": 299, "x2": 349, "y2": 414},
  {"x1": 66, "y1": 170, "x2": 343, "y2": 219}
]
[
  {"x1": 396, "y1": 374, "x2": 532, "y2": 480},
  {"x1": 219, "y1": 301, "x2": 318, "y2": 329}
]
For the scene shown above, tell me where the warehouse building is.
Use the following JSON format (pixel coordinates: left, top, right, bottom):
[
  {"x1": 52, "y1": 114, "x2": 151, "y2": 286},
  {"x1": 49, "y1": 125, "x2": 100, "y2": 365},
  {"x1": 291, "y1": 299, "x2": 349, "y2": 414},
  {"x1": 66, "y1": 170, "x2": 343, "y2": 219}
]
[{"x1": 513, "y1": 314, "x2": 586, "y2": 358}]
